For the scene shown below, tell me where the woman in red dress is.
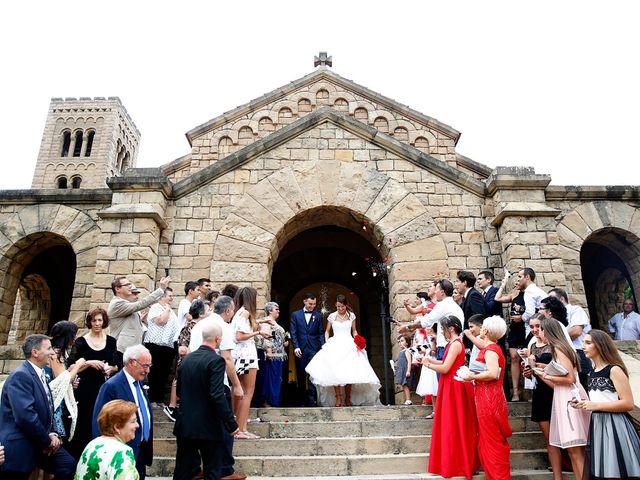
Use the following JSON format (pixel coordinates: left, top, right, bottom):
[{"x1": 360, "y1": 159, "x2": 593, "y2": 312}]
[
  {"x1": 465, "y1": 315, "x2": 512, "y2": 480},
  {"x1": 423, "y1": 315, "x2": 479, "y2": 479}
]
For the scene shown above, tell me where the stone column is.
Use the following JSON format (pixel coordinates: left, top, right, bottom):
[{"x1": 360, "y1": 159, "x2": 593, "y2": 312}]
[
  {"x1": 93, "y1": 169, "x2": 171, "y2": 305},
  {"x1": 488, "y1": 167, "x2": 564, "y2": 290}
]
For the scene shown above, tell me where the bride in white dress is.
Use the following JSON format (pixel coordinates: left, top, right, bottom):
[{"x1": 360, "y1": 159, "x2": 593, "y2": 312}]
[{"x1": 306, "y1": 294, "x2": 381, "y2": 407}]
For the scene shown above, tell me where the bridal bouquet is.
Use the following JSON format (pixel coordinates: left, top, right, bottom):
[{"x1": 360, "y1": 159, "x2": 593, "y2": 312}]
[{"x1": 354, "y1": 335, "x2": 366, "y2": 353}]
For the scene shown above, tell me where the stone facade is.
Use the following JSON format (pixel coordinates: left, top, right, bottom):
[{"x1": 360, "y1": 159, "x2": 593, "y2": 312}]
[{"x1": 1, "y1": 65, "x2": 639, "y2": 401}]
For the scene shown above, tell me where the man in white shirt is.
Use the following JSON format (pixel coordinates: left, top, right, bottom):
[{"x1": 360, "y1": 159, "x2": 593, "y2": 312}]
[
  {"x1": 517, "y1": 268, "x2": 547, "y2": 336},
  {"x1": 608, "y1": 299, "x2": 640, "y2": 341},
  {"x1": 400, "y1": 279, "x2": 464, "y2": 361},
  {"x1": 187, "y1": 295, "x2": 246, "y2": 480}
]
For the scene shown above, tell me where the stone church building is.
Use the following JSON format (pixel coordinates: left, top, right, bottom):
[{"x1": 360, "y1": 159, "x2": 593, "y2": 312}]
[{"x1": 1, "y1": 56, "x2": 638, "y2": 397}]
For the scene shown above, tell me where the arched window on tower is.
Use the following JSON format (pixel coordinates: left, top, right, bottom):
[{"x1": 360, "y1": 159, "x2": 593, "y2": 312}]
[
  {"x1": 258, "y1": 117, "x2": 275, "y2": 133},
  {"x1": 278, "y1": 107, "x2": 293, "y2": 122},
  {"x1": 238, "y1": 126, "x2": 254, "y2": 146},
  {"x1": 316, "y1": 89, "x2": 329, "y2": 106},
  {"x1": 70, "y1": 176, "x2": 82, "y2": 188},
  {"x1": 60, "y1": 131, "x2": 71, "y2": 157},
  {"x1": 56, "y1": 176, "x2": 68, "y2": 189},
  {"x1": 72, "y1": 131, "x2": 83, "y2": 157},
  {"x1": 84, "y1": 130, "x2": 95, "y2": 157}
]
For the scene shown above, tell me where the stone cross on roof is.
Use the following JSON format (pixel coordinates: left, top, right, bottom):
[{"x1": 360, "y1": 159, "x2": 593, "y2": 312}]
[{"x1": 314, "y1": 52, "x2": 332, "y2": 68}]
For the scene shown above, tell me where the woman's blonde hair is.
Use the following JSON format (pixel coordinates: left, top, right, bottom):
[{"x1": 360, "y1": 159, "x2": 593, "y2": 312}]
[
  {"x1": 482, "y1": 315, "x2": 507, "y2": 341},
  {"x1": 97, "y1": 400, "x2": 138, "y2": 436}
]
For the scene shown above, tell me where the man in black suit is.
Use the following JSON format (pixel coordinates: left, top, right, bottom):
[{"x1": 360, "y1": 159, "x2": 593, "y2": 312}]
[
  {"x1": 173, "y1": 322, "x2": 239, "y2": 480},
  {"x1": 0, "y1": 335, "x2": 75, "y2": 479},
  {"x1": 478, "y1": 270, "x2": 503, "y2": 317},
  {"x1": 456, "y1": 271, "x2": 487, "y2": 349},
  {"x1": 290, "y1": 293, "x2": 325, "y2": 406}
]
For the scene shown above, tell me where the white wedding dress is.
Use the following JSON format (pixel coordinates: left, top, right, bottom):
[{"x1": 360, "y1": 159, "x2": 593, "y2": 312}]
[{"x1": 305, "y1": 312, "x2": 381, "y2": 406}]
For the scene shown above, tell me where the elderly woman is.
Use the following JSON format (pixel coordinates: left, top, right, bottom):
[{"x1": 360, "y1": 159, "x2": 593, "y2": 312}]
[
  {"x1": 74, "y1": 400, "x2": 140, "y2": 479},
  {"x1": 464, "y1": 315, "x2": 512, "y2": 480},
  {"x1": 256, "y1": 301, "x2": 289, "y2": 407}
]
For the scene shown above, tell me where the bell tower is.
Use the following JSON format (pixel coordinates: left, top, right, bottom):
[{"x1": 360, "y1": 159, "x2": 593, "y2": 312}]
[{"x1": 31, "y1": 97, "x2": 140, "y2": 189}]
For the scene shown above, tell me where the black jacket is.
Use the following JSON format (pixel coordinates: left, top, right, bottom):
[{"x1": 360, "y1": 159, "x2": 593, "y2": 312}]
[{"x1": 174, "y1": 345, "x2": 238, "y2": 440}]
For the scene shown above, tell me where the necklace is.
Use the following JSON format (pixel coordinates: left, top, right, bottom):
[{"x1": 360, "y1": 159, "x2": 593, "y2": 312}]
[
  {"x1": 86, "y1": 333, "x2": 106, "y2": 350},
  {"x1": 336, "y1": 311, "x2": 349, "y2": 322}
]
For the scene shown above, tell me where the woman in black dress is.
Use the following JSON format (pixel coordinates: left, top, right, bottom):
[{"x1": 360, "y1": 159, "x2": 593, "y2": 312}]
[
  {"x1": 66, "y1": 308, "x2": 120, "y2": 460},
  {"x1": 524, "y1": 314, "x2": 557, "y2": 473}
]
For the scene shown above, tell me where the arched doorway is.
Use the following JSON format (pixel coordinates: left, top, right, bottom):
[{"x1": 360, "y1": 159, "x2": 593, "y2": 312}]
[
  {"x1": 271, "y1": 224, "x2": 393, "y2": 406},
  {"x1": 0, "y1": 233, "x2": 76, "y2": 344},
  {"x1": 580, "y1": 228, "x2": 640, "y2": 329}
]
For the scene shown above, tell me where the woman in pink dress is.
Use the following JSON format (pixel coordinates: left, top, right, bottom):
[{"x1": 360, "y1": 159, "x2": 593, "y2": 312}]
[
  {"x1": 533, "y1": 318, "x2": 590, "y2": 480},
  {"x1": 464, "y1": 315, "x2": 512, "y2": 479},
  {"x1": 423, "y1": 315, "x2": 479, "y2": 479}
]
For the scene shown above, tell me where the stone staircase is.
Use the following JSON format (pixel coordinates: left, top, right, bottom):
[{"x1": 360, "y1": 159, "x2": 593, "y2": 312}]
[{"x1": 148, "y1": 402, "x2": 567, "y2": 479}]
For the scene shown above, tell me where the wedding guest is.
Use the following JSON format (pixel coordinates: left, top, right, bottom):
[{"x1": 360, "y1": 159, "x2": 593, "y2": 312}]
[
  {"x1": 75, "y1": 400, "x2": 140, "y2": 479},
  {"x1": 523, "y1": 314, "x2": 557, "y2": 472},
  {"x1": 572, "y1": 330, "x2": 640, "y2": 479},
  {"x1": 256, "y1": 301, "x2": 288, "y2": 407},
  {"x1": 67, "y1": 308, "x2": 119, "y2": 459},
  {"x1": 144, "y1": 287, "x2": 179, "y2": 406},
  {"x1": 394, "y1": 335, "x2": 413, "y2": 405},
  {"x1": 608, "y1": 298, "x2": 640, "y2": 340},
  {"x1": 422, "y1": 315, "x2": 479, "y2": 479},
  {"x1": 495, "y1": 270, "x2": 526, "y2": 401},
  {"x1": 533, "y1": 318, "x2": 590, "y2": 480},
  {"x1": 464, "y1": 315, "x2": 512, "y2": 480},
  {"x1": 232, "y1": 287, "x2": 267, "y2": 439}
]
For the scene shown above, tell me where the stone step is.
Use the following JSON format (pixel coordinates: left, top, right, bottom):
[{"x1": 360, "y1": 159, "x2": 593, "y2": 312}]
[
  {"x1": 151, "y1": 403, "x2": 531, "y2": 424},
  {"x1": 152, "y1": 415, "x2": 539, "y2": 438},
  {"x1": 149, "y1": 473, "x2": 572, "y2": 480},
  {"x1": 245, "y1": 402, "x2": 531, "y2": 422},
  {"x1": 148, "y1": 450, "x2": 550, "y2": 477},
  {"x1": 154, "y1": 431, "x2": 544, "y2": 457}
]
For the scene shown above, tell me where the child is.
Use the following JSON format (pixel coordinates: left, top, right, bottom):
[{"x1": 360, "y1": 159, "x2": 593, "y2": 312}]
[
  {"x1": 395, "y1": 335, "x2": 413, "y2": 405},
  {"x1": 416, "y1": 333, "x2": 438, "y2": 417},
  {"x1": 463, "y1": 314, "x2": 486, "y2": 365}
]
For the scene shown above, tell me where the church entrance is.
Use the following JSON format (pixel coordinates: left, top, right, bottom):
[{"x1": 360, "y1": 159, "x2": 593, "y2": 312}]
[
  {"x1": 580, "y1": 228, "x2": 639, "y2": 329},
  {"x1": 270, "y1": 224, "x2": 394, "y2": 406},
  {"x1": 0, "y1": 233, "x2": 76, "y2": 345}
]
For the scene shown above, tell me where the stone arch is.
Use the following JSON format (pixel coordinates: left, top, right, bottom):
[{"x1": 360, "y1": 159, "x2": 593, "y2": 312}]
[
  {"x1": 349, "y1": 100, "x2": 377, "y2": 117},
  {"x1": 353, "y1": 107, "x2": 369, "y2": 123},
  {"x1": 8, "y1": 273, "x2": 51, "y2": 344},
  {"x1": 211, "y1": 163, "x2": 447, "y2": 323},
  {"x1": 210, "y1": 129, "x2": 239, "y2": 152},
  {"x1": 556, "y1": 201, "x2": 640, "y2": 327},
  {"x1": 0, "y1": 204, "x2": 100, "y2": 342}
]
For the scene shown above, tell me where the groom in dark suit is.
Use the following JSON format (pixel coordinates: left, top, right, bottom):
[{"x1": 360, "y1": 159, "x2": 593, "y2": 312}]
[
  {"x1": 290, "y1": 292, "x2": 325, "y2": 406},
  {"x1": 93, "y1": 344, "x2": 154, "y2": 479},
  {"x1": 0, "y1": 335, "x2": 75, "y2": 479}
]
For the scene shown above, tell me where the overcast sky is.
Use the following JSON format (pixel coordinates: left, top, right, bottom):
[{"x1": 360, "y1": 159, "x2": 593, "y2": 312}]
[{"x1": 1, "y1": 1, "x2": 638, "y2": 190}]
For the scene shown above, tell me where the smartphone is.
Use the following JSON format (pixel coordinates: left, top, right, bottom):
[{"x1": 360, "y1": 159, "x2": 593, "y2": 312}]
[{"x1": 164, "y1": 268, "x2": 170, "y2": 277}]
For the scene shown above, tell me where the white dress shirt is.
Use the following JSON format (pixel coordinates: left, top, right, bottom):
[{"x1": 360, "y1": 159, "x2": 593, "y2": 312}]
[{"x1": 418, "y1": 297, "x2": 465, "y2": 348}]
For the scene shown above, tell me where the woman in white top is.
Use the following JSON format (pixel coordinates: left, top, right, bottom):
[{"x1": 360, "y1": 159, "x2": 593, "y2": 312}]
[{"x1": 232, "y1": 286, "x2": 270, "y2": 439}]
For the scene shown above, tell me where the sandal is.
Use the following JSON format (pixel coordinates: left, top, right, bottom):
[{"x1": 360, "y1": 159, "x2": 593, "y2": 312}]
[
  {"x1": 245, "y1": 431, "x2": 260, "y2": 439},
  {"x1": 425, "y1": 413, "x2": 434, "y2": 419},
  {"x1": 235, "y1": 431, "x2": 252, "y2": 439}
]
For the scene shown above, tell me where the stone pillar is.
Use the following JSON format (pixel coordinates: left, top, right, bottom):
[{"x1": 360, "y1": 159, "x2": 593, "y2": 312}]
[
  {"x1": 488, "y1": 167, "x2": 564, "y2": 290},
  {"x1": 93, "y1": 169, "x2": 171, "y2": 304}
]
